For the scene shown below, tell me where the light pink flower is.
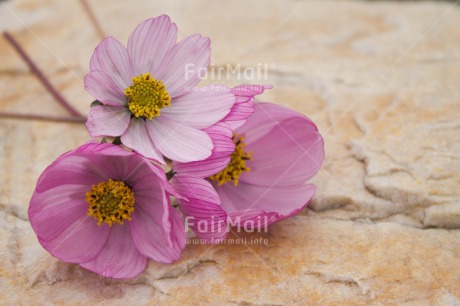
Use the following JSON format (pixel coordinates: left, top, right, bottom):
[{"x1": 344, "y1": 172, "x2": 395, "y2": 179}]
[
  {"x1": 85, "y1": 15, "x2": 235, "y2": 163},
  {"x1": 29, "y1": 142, "x2": 185, "y2": 279},
  {"x1": 174, "y1": 102, "x2": 324, "y2": 232}
]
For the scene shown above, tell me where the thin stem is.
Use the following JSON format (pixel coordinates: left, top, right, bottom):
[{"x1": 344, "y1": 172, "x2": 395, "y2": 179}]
[
  {"x1": 3, "y1": 31, "x2": 84, "y2": 118},
  {"x1": 79, "y1": 0, "x2": 105, "y2": 39},
  {"x1": 0, "y1": 112, "x2": 86, "y2": 124}
]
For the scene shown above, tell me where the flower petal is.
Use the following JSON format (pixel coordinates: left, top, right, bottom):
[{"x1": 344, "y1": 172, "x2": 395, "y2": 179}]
[
  {"x1": 240, "y1": 116, "x2": 324, "y2": 187},
  {"x1": 34, "y1": 154, "x2": 107, "y2": 193},
  {"x1": 89, "y1": 36, "x2": 133, "y2": 91},
  {"x1": 130, "y1": 195, "x2": 184, "y2": 263},
  {"x1": 38, "y1": 215, "x2": 110, "y2": 264},
  {"x1": 32, "y1": 142, "x2": 146, "y2": 195},
  {"x1": 142, "y1": 161, "x2": 185, "y2": 201},
  {"x1": 169, "y1": 206, "x2": 186, "y2": 253},
  {"x1": 237, "y1": 102, "x2": 314, "y2": 144},
  {"x1": 121, "y1": 118, "x2": 165, "y2": 164},
  {"x1": 172, "y1": 176, "x2": 227, "y2": 243},
  {"x1": 217, "y1": 182, "x2": 316, "y2": 226},
  {"x1": 127, "y1": 15, "x2": 178, "y2": 76},
  {"x1": 86, "y1": 105, "x2": 130, "y2": 138},
  {"x1": 65, "y1": 142, "x2": 146, "y2": 181},
  {"x1": 156, "y1": 34, "x2": 210, "y2": 97},
  {"x1": 222, "y1": 99, "x2": 255, "y2": 131},
  {"x1": 173, "y1": 123, "x2": 235, "y2": 178},
  {"x1": 29, "y1": 184, "x2": 89, "y2": 242},
  {"x1": 74, "y1": 141, "x2": 132, "y2": 157},
  {"x1": 80, "y1": 225, "x2": 147, "y2": 279},
  {"x1": 128, "y1": 173, "x2": 181, "y2": 262},
  {"x1": 84, "y1": 70, "x2": 127, "y2": 106},
  {"x1": 161, "y1": 85, "x2": 235, "y2": 129},
  {"x1": 148, "y1": 117, "x2": 213, "y2": 163},
  {"x1": 221, "y1": 85, "x2": 272, "y2": 130}
]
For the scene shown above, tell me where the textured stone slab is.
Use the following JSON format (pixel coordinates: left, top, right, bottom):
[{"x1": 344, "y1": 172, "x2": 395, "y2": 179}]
[
  {"x1": 1, "y1": 0, "x2": 459, "y2": 304},
  {"x1": 2, "y1": 213, "x2": 459, "y2": 304}
]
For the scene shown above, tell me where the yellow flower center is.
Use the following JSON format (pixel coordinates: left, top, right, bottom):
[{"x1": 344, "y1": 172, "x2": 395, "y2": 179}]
[
  {"x1": 86, "y1": 179, "x2": 135, "y2": 226},
  {"x1": 124, "y1": 72, "x2": 171, "y2": 120},
  {"x1": 210, "y1": 133, "x2": 252, "y2": 186}
]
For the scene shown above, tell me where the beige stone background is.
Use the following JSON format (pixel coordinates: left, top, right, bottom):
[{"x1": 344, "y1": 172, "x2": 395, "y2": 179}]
[{"x1": 1, "y1": 0, "x2": 460, "y2": 304}]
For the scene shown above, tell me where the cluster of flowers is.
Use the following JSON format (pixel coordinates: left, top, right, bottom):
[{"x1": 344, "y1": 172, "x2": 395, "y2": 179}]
[{"x1": 29, "y1": 15, "x2": 324, "y2": 279}]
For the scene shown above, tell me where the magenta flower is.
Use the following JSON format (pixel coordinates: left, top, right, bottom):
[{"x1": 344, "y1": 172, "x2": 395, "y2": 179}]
[
  {"x1": 85, "y1": 15, "x2": 235, "y2": 163},
  {"x1": 29, "y1": 142, "x2": 185, "y2": 279},
  {"x1": 173, "y1": 102, "x2": 324, "y2": 234}
]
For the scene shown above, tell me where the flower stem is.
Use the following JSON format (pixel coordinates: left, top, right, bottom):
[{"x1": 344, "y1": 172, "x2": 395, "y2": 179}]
[
  {"x1": 0, "y1": 112, "x2": 86, "y2": 124},
  {"x1": 79, "y1": 0, "x2": 105, "y2": 39},
  {"x1": 3, "y1": 31, "x2": 84, "y2": 118}
]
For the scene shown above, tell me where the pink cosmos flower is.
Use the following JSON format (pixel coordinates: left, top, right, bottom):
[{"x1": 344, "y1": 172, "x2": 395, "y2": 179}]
[
  {"x1": 215, "y1": 102, "x2": 324, "y2": 228},
  {"x1": 173, "y1": 102, "x2": 324, "y2": 237},
  {"x1": 85, "y1": 15, "x2": 235, "y2": 164},
  {"x1": 29, "y1": 142, "x2": 185, "y2": 279}
]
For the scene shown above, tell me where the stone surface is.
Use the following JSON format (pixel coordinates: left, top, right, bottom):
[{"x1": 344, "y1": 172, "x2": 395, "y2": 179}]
[{"x1": 1, "y1": 0, "x2": 459, "y2": 304}]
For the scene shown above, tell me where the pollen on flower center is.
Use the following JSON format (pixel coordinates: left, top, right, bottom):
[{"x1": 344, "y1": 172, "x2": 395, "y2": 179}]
[
  {"x1": 210, "y1": 133, "x2": 252, "y2": 186},
  {"x1": 86, "y1": 179, "x2": 135, "y2": 226},
  {"x1": 124, "y1": 72, "x2": 171, "y2": 120}
]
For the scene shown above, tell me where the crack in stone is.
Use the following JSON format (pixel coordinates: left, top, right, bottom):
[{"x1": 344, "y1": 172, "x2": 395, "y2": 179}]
[
  {"x1": 305, "y1": 270, "x2": 372, "y2": 297},
  {"x1": 352, "y1": 145, "x2": 460, "y2": 229},
  {"x1": 345, "y1": 144, "x2": 448, "y2": 228},
  {"x1": 6, "y1": 226, "x2": 22, "y2": 266},
  {"x1": 29, "y1": 258, "x2": 219, "y2": 294},
  {"x1": 139, "y1": 259, "x2": 219, "y2": 296},
  {"x1": 351, "y1": 114, "x2": 367, "y2": 136},
  {"x1": 0, "y1": 202, "x2": 29, "y2": 221}
]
